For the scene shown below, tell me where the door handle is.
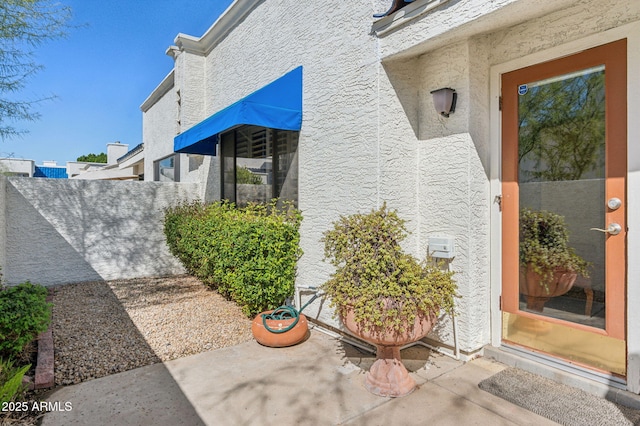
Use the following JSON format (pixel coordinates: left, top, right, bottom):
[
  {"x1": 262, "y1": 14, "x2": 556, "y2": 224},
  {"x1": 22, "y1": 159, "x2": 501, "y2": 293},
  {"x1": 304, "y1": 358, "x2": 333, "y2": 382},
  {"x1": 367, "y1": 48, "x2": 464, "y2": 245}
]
[{"x1": 590, "y1": 223, "x2": 622, "y2": 235}]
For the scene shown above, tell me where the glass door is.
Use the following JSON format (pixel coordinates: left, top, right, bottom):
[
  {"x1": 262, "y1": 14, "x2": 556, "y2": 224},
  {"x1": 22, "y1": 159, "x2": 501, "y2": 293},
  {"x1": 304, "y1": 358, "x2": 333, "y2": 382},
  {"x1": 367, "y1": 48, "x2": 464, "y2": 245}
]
[{"x1": 501, "y1": 39, "x2": 627, "y2": 376}]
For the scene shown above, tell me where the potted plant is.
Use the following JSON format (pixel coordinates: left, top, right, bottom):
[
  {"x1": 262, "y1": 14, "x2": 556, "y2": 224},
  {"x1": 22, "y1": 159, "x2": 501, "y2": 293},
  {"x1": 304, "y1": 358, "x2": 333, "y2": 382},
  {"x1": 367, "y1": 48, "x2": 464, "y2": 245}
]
[
  {"x1": 519, "y1": 208, "x2": 590, "y2": 312},
  {"x1": 321, "y1": 204, "x2": 457, "y2": 397}
]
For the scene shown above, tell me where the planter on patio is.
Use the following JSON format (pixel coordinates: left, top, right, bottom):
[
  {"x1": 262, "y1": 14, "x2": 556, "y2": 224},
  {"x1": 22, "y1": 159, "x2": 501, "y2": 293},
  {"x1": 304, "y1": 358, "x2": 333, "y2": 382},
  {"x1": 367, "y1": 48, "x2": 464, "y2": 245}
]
[
  {"x1": 341, "y1": 304, "x2": 438, "y2": 397},
  {"x1": 251, "y1": 310, "x2": 309, "y2": 347},
  {"x1": 321, "y1": 204, "x2": 457, "y2": 398}
]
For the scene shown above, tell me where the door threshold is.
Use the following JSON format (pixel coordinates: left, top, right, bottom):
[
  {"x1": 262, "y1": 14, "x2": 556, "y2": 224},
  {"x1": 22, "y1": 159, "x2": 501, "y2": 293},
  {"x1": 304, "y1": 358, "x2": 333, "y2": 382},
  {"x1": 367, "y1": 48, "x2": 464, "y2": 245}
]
[{"x1": 484, "y1": 344, "x2": 640, "y2": 410}]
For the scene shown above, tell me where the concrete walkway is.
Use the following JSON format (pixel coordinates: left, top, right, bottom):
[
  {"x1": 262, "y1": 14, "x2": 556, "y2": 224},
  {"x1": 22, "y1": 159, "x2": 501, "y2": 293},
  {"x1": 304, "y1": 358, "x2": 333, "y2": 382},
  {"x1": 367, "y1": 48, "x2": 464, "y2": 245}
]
[{"x1": 41, "y1": 328, "x2": 559, "y2": 425}]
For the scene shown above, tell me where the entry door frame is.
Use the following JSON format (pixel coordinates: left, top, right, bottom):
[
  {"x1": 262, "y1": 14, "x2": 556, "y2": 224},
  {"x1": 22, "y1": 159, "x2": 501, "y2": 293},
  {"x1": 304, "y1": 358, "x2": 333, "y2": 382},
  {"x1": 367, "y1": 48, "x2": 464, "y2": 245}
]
[{"x1": 488, "y1": 22, "x2": 640, "y2": 393}]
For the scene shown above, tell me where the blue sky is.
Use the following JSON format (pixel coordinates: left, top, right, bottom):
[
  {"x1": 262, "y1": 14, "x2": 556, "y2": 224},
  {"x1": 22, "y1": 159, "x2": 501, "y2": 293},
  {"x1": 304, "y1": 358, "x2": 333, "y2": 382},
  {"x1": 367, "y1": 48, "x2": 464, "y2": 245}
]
[{"x1": 1, "y1": 0, "x2": 234, "y2": 165}]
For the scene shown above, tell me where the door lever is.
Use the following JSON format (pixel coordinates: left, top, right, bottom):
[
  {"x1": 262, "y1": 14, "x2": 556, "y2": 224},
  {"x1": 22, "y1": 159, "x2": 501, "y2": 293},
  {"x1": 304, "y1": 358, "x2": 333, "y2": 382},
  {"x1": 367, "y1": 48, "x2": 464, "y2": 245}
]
[{"x1": 590, "y1": 223, "x2": 622, "y2": 235}]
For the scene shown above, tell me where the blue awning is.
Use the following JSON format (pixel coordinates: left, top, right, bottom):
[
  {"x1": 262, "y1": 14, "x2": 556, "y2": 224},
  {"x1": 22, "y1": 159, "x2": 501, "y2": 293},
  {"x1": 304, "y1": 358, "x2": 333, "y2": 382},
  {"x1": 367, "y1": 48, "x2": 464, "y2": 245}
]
[{"x1": 174, "y1": 66, "x2": 303, "y2": 155}]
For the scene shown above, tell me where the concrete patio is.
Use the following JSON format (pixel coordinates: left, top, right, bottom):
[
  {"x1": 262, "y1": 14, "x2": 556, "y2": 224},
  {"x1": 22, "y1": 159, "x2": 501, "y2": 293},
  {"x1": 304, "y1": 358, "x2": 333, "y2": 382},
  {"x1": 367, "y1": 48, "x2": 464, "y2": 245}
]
[{"x1": 40, "y1": 327, "x2": 562, "y2": 425}]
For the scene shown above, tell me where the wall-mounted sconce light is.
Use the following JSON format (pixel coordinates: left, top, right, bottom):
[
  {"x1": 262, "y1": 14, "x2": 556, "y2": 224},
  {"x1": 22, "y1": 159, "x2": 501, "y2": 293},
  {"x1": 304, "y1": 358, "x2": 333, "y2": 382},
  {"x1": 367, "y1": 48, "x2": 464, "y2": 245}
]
[{"x1": 430, "y1": 88, "x2": 457, "y2": 117}]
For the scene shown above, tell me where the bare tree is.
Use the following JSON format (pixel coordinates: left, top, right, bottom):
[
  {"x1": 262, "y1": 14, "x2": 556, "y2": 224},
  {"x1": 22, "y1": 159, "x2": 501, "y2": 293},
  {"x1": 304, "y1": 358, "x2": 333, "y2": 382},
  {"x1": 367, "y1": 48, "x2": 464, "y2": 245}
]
[{"x1": 0, "y1": 0, "x2": 72, "y2": 140}]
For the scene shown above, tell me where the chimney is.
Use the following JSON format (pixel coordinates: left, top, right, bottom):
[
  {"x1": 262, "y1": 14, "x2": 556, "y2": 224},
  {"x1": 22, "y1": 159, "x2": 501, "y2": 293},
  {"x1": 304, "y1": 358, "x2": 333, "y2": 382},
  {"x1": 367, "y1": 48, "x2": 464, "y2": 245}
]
[{"x1": 106, "y1": 142, "x2": 129, "y2": 165}]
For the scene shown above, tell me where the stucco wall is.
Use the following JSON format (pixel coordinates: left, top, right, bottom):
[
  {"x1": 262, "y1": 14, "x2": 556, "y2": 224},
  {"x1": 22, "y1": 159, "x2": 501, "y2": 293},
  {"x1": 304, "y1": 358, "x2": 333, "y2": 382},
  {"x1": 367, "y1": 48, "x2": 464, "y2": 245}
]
[
  {"x1": 378, "y1": 0, "x2": 581, "y2": 60},
  {"x1": 375, "y1": 37, "x2": 493, "y2": 351},
  {"x1": 142, "y1": 80, "x2": 179, "y2": 181},
  {"x1": 163, "y1": 1, "x2": 495, "y2": 353},
  {"x1": 143, "y1": 0, "x2": 639, "y2": 359},
  {"x1": 172, "y1": 1, "x2": 386, "y2": 330},
  {"x1": 375, "y1": 0, "x2": 640, "y2": 353},
  {"x1": 1, "y1": 177, "x2": 199, "y2": 286},
  {"x1": 142, "y1": 61, "x2": 219, "y2": 200},
  {"x1": 487, "y1": 0, "x2": 639, "y2": 66}
]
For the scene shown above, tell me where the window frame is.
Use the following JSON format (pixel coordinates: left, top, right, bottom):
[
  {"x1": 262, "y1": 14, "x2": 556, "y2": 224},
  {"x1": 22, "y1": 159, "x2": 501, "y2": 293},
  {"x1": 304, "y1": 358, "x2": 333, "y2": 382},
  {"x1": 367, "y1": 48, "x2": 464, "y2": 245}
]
[
  {"x1": 153, "y1": 154, "x2": 180, "y2": 182},
  {"x1": 220, "y1": 126, "x2": 298, "y2": 205}
]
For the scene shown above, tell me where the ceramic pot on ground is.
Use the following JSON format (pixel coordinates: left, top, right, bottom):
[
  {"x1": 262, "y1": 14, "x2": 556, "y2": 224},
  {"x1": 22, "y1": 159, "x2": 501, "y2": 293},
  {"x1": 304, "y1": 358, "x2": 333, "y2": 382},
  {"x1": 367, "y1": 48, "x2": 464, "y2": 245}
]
[
  {"x1": 341, "y1": 305, "x2": 438, "y2": 397},
  {"x1": 519, "y1": 264, "x2": 578, "y2": 312},
  {"x1": 251, "y1": 310, "x2": 309, "y2": 347}
]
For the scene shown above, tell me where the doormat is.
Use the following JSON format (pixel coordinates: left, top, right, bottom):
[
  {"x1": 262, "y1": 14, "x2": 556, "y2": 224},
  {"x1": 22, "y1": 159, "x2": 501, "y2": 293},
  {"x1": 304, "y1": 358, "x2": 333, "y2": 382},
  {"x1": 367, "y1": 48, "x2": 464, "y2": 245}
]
[{"x1": 478, "y1": 368, "x2": 640, "y2": 426}]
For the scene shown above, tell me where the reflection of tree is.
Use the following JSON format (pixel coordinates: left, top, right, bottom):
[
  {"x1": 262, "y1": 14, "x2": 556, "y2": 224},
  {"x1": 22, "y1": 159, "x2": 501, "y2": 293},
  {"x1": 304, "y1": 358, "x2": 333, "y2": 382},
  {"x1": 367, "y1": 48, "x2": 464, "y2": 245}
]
[
  {"x1": 236, "y1": 166, "x2": 262, "y2": 185},
  {"x1": 518, "y1": 70, "x2": 605, "y2": 182}
]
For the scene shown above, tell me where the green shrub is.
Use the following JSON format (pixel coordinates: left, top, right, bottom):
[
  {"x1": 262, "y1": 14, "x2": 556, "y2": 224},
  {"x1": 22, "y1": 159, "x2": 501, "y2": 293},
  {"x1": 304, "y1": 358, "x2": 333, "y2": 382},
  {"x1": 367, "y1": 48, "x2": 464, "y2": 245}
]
[
  {"x1": 0, "y1": 282, "x2": 51, "y2": 359},
  {"x1": 236, "y1": 166, "x2": 263, "y2": 185},
  {"x1": 519, "y1": 208, "x2": 590, "y2": 292},
  {"x1": 0, "y1": 359, "x2": 30, "y2": 404},
  {"x1": 164, "y1": 200, "x2": 302, "y2": 317},
  {"x1": 322, "y1": 204, "x2": 457, "y2": 332}
]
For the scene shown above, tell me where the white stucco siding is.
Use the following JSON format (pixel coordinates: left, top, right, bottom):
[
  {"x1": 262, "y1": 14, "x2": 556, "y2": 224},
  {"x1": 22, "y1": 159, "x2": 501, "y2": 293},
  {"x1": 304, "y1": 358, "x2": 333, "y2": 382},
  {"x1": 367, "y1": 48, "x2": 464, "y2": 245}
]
[
  {"x1": 468, "y1": 37, "x2": 492, "y2": 175},
  {"x1": 376, "y1": 39, "x2": 491, "y2": 352},
  {"x1": 175, "y1": 52, "x2": 206, "y2": 131},
  {"x1": 416, "y1": 133, "x2": 490, "y2": 352},
  {"x1": 140, "y1": 0, "x2": 639, "y2": 360},
  {"x1": 143, "y1": 82, "x2": 178, "y2": 181},
  {"x1": 163, "y1": 1, "x2": 495, "y2": 343},
  {"x1": 627, "y1": 21, "x2": 640, "y2": 395},
  {"x1": 487, "y1": 0, "x2": 640, "y2": 66},
  {"x1": 377, "y1": 0, "x2": 639, "y2": 354},
  {"x1": 181, "y1": 2, "x2": 388, "y2": 327},
  {"x1": 378, "y1": 0, "x2": 579, "y2": 60}
]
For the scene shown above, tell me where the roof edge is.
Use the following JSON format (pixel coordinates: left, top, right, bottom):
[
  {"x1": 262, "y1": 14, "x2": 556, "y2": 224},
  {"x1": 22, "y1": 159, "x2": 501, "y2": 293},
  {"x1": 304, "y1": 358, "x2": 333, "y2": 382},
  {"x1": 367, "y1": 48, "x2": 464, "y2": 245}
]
[
  {"x1": 140, "y1": 70, "x2": 175, "y2": 112},
  {"x1": 173, "y1": 0, "x2": 262, "y2": 56}
]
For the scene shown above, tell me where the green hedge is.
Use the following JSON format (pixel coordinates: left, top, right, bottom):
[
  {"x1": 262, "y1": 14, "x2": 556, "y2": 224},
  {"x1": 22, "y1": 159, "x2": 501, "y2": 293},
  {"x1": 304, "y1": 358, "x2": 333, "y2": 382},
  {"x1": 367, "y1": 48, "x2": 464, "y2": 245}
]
[
  {"x1": 164, "y1": 200, "x2": 302, "y2": 317},
  {"x1": 0, "y1": 282, "x2": 51, "y2": 359}
]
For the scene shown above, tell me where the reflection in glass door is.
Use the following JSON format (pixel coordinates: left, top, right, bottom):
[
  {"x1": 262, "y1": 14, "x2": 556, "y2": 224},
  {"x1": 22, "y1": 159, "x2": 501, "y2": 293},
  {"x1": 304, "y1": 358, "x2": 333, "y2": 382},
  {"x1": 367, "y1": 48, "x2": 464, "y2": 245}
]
[
  {"x1": 518, "y1": 66, "x2": 605, "y2": 329},
  {"x1": 501, "y1": 40, "x2": 627, "y2": 376}
]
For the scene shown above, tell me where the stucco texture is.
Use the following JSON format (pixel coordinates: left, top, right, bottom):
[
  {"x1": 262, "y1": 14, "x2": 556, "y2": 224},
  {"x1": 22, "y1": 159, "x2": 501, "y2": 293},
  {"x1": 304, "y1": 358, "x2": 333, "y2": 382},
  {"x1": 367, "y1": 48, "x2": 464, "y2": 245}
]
[
  {"x1": 140, "y1": 0, "x2": 639, "y2": 360},
  {"x1": 1, "y1": 177, "x2": 199, "y2": 286}
]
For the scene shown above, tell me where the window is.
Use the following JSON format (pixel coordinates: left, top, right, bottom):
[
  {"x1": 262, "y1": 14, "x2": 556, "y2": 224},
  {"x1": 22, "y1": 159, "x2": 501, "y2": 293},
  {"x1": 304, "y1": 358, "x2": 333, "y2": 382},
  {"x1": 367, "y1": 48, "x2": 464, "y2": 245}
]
[
  {"x1": 154, "y1": 154, "x2": 179, "y2": 182},
  {"x1": 220, "y1": 125, "x2": 298, "y2": 206}
]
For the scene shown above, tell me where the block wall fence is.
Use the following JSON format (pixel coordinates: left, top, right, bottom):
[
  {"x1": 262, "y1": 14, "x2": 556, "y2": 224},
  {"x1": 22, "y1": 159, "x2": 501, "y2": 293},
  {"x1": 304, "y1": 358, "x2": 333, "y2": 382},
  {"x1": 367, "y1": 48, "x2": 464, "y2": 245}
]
[{"x1": 0, "y1": 176, "x2": 200, "y2": 286}]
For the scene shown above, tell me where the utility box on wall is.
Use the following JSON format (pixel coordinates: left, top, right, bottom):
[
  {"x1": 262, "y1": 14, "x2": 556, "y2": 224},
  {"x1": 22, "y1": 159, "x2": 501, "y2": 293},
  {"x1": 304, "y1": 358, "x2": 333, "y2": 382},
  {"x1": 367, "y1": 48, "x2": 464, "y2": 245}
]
[{"x1": 428, "y1": 236, "x2": 455, "y2": 259}]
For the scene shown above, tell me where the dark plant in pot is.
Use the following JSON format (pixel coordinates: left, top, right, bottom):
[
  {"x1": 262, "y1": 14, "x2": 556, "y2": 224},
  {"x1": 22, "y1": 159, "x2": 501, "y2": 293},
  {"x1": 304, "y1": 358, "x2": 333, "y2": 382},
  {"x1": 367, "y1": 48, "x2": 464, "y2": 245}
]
[
  {"x1": 519, "y1": 208, "x2": 590, "y2": 312},
  {"x1": 321, "y1": 204, "x2": 457, "y2": 397}
]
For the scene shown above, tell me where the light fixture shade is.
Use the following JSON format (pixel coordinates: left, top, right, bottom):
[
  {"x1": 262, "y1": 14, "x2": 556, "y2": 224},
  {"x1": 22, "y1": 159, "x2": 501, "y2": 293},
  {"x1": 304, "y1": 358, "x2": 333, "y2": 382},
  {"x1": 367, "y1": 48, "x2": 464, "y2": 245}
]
[{"x1": 430, "y1": 88, "x2": 457, "y2": 117}]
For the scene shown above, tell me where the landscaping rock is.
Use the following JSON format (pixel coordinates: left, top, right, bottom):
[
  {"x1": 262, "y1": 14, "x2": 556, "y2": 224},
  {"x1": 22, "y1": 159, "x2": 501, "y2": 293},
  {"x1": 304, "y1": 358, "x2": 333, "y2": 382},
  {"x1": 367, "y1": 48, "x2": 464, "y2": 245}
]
[{"x1": 50, "y1": 276, "x2": 253, "y2": 386}]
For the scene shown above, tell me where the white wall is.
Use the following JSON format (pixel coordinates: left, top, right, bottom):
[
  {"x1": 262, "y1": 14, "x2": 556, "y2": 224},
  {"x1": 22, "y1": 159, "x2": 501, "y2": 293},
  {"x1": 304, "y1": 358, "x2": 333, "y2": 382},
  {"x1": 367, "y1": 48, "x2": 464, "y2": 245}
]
[
  {"x1": 0, "y1": 158, "x2": 34, "y2": 177},
  {"x1": 162, "y1": 1, "x2": 493, "y2": 355},
  {"x1": 142, "y1": 80, "x2": 179, "y2": 182},
  {"x1": 374, "y1": 37, "x2": 493, "y2": 352},
  {"x1": 141, "y1": 0, "x2": 639, "y2": 360},
  {"x1": 171, "y1": 1, "x2": 385, "y2": 330},
  {"x1": 0, "y1": 177, "x2": 200, "y2": 286},
  {"x1": 106, "y1": 143, "x2": 128, "y2": 165},
  {"x1": 626, "y1": 19, "x2": 640, "y2": 396}
]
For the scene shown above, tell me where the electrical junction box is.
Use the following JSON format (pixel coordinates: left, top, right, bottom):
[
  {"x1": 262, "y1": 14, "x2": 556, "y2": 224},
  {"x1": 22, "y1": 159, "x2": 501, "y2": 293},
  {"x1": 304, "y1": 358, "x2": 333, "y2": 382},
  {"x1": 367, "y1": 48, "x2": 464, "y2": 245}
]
[{"x1": 428, "y1": 236, "x2": 455, "y2": 259}]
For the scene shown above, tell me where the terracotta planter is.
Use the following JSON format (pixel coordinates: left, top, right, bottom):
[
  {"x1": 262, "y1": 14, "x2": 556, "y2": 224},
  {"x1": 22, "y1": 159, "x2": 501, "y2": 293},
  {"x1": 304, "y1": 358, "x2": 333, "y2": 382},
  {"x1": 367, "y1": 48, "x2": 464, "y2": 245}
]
[
  {"x1": 341, "y1": 305, "x2": 438, "y2": 397},
  {"x1": 519, "y1": 264, "x2": 578, "y2": 312},
  {"x1": 252, "y1": 310, "x2": 309, "y2": 348}
]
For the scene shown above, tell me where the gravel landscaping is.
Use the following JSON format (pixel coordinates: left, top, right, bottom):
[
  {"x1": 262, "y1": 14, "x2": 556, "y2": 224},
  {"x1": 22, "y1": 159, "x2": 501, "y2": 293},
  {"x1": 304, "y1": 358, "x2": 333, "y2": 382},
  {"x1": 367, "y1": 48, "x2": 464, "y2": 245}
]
[{"x1": 49, "y1": 276, "x2": 253, "y2": 386}]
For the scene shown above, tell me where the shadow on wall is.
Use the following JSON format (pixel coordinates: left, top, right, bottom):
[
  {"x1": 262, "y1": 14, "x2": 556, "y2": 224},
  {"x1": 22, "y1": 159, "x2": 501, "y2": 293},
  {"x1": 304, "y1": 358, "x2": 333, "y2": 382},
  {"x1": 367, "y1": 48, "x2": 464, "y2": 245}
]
[
  {"x1": 382, "y1": 43, "x2": 492, "y2": 181},
  {"x1": 382, "y1": 58, "x2": 420, "y2": 139},
  {"x1": 3, "y1": 178, "x2": 199, "y2": 286}
]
